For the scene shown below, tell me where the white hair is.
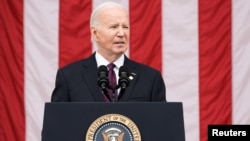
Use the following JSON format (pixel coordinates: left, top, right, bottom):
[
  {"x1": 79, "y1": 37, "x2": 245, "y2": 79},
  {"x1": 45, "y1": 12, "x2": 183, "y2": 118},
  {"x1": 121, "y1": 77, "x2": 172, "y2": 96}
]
[{"x1": 90, "y1": 2, "x2": 125, "y2": 28}]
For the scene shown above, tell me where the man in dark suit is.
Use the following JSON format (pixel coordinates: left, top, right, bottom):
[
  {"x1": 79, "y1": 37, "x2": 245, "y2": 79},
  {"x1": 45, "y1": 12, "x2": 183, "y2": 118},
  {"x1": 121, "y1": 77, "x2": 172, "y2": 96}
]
[{"x1": 51, "y1": 1, "x2": 166, "y2": 102}]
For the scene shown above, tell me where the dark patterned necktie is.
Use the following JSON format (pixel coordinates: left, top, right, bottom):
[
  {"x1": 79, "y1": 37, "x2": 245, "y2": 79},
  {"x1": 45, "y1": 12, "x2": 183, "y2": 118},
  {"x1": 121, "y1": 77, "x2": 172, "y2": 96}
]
[{"x1": 107, "y1": 63, "x2": 118, "y2": 102}]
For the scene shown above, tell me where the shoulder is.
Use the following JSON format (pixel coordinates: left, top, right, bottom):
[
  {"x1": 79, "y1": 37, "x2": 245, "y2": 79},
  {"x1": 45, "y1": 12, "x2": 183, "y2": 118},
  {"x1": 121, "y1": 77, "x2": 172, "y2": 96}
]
[
  {"x1": 58, "y1": 54, "x2": 96, "y2": 72},
  {"x1": 125, "y1": 58, "x2": 161, "y2": 76}
]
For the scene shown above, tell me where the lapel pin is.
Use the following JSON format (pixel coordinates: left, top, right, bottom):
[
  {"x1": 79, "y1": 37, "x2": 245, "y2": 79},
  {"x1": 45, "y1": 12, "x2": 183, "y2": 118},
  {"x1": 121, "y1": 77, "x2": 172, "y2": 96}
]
[
  {"x1": 129, "y1": 76, "x2": 134, "y2": 80},
  {"x1": 129, "y1": 72, "x2": 136, "y2": 80},
  {"x1": 131, "y1": 72, "x2": 136, "y2": 76}
]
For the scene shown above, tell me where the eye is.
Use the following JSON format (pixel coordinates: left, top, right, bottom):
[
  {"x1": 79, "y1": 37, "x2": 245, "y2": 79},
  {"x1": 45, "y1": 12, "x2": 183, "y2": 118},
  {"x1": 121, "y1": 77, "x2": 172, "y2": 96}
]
[
  {"x1": 123, "y1": 25, "x2": 129, "y2": 29},
  {"x1": 110, "y1": 25, "x2": 118, "y2": 29},
  {"x1": 123, "y1": 26, "x2": 129, "y2": 29}
]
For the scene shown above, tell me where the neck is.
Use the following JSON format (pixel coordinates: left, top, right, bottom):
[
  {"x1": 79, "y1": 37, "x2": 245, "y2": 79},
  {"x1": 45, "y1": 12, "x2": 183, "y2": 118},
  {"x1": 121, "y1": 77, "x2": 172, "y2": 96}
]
[{"x1": 97, "y1": 50, "x2": 122, "y2": 62}]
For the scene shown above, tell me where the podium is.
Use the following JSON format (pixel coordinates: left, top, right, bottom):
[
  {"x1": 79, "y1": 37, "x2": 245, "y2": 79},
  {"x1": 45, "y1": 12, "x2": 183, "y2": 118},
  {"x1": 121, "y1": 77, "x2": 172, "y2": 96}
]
[{"x1": 41, "y1": 102, "x2": 185, "y2": 141}]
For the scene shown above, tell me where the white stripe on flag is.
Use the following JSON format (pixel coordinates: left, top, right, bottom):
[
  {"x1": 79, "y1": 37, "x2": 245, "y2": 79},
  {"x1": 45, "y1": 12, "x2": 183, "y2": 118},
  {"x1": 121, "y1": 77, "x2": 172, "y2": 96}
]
[
  {"x1": 232, "y1": 0, "x2": 250, "y2": 124},
  {"x1": 24, "y1": 0, "x2": 59, "y2": 140},
  {"x1": 162, "y1": 0, "x2": 199, "y2": 141}
]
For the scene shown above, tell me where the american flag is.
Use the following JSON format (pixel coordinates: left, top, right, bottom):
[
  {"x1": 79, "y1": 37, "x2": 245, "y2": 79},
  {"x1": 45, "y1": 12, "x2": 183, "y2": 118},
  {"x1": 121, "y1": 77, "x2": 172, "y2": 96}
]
[{"x1": 1, "y1": 0, "x2": 250, "y2": 141}]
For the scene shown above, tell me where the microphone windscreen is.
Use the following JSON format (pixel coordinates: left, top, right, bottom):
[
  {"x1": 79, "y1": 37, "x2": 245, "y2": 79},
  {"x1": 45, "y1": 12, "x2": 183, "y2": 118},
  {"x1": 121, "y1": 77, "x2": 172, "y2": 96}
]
[
  {"x1": 119, "y1": 66, "x2": 129, "y2": 76},
  {"x1": 98, "y1": 65, "x2": 108, "y2": 75}
]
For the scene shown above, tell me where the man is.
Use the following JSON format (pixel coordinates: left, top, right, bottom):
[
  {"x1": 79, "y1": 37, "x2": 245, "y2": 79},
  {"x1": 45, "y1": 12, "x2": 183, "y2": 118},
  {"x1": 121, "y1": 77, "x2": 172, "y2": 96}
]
[{"x1": 51, "y1": 2, "x2": 166, "y2": 102}]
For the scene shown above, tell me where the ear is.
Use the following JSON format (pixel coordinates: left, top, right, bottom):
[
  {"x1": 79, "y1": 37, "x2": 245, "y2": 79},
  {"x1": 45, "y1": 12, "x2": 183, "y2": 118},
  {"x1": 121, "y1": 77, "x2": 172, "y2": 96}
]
[{"x1": 90, "y1": 27, "x2": 98, "y2": 41}]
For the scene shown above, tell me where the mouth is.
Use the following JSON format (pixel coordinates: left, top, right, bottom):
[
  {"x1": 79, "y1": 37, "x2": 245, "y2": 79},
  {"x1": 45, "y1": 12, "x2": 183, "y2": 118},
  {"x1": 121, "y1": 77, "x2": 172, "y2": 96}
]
[{"x1": 113, "y1": 41, "x2": 125, "y2": 45}]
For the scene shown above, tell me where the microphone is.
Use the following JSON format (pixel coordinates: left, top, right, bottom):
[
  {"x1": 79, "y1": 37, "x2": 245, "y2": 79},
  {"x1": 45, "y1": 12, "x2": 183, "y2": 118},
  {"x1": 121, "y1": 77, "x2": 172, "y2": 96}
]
[
  {"x1": 97, "y1": 65, "x2": 109, "y2": 89},
  {"x1": 118, "y1": 66, "x2": 130, "y2": 89}
]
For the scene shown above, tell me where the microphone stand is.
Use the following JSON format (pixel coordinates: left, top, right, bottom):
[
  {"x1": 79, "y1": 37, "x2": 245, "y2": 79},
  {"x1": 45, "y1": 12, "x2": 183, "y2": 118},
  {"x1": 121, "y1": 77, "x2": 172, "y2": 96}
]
[
  {"x1": 111, "y1": 86, "x2": 117, "y2": 102},
  {"x1": 112, "y1": 85, "x2": 127, "y2": 102},
  {"x1": 101, "y1": 88, "x2": 111, "y2": 102},
  {"x1": 118, "y1": 88, "x2": 125, "y2": 101},
  {"x1": 108, "y1": 85, "x2": 120, "y2": 102}
]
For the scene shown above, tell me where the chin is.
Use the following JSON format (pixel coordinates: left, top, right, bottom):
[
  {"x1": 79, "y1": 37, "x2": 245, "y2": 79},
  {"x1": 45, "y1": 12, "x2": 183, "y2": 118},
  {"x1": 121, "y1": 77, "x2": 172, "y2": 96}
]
[
  {"x1": 115, "y1": 46, "x2": 127, "y2": 53},
  {"x1": 115, "y1": 51, "x2": 126, "y2": 55}
]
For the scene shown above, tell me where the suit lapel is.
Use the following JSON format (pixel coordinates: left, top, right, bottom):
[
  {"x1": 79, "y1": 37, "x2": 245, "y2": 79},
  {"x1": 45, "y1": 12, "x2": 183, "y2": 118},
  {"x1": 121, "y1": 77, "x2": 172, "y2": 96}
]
[
  {"x1": 118, "y1": 57, "x2": 139, "y2": 101},
  {"x1": 80, "y1": 54, "x2": 104, "y2": 101}
]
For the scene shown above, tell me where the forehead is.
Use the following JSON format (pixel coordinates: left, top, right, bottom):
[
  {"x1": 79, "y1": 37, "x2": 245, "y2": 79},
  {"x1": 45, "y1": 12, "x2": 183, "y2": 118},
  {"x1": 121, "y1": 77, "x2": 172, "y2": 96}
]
[{"x1": 98, "y1": 7, "x2": 129, "y2": 23}]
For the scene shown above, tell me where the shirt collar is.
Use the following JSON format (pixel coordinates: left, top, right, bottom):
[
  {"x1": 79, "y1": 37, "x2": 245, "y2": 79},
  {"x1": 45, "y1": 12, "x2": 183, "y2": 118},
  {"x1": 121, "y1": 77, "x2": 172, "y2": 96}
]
[{"x1": 95, "y1": 51, "x2": 124, "y2": 69}]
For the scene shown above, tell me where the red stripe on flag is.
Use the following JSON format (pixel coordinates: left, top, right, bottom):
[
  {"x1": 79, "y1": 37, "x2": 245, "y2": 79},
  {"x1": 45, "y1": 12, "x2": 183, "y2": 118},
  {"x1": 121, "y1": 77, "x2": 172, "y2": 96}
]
[
  {"x1": 59, "y1": 0, "x2": 92, "y2": 67},
  {"x1": 129, "y1": 0, "x2": 162, "y2": 72},
  {"x1": 0, "y1": 0, "x2": 25, "y2": 141},
  {"x1": 199, "y1": 0, "x2": 232, "y2": 141}
]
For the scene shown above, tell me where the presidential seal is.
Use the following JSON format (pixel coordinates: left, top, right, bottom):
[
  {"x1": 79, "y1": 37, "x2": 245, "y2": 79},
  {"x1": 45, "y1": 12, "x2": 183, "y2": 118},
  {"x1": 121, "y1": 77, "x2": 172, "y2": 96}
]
[{"x1": 85, "y1": 114, "x2": 141, "y2": 141}]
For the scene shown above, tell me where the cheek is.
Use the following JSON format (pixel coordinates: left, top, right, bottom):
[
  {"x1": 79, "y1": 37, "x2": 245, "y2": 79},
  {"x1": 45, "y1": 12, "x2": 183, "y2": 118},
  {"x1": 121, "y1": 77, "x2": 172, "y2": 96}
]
[
  {"x1": 125, "y1": 31, "x2": 130, "y2": 39},
  {"x1": 100, "y1": 32, "x2": 115, "y2": 42}
]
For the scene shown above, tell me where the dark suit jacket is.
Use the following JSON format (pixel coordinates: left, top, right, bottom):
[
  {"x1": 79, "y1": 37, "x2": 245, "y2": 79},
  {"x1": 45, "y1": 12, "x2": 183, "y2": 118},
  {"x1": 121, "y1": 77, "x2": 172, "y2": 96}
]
[{"x1": 51, "y1": 53, "x2": 166, "y2": 102}]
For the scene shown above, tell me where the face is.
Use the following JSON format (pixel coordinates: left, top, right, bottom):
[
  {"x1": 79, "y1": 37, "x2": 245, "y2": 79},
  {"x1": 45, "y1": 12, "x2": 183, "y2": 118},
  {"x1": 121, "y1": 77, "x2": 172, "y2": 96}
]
[{"x1": 91, "y1": 7, "x2": 130, "y2": 60}]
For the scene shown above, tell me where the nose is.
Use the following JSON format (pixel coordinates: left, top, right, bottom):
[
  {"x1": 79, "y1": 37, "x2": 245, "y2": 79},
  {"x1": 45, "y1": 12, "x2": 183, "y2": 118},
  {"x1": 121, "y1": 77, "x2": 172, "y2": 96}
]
[{"x1": 117, "y1": 27, "x2": 125, "y2": 37}]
